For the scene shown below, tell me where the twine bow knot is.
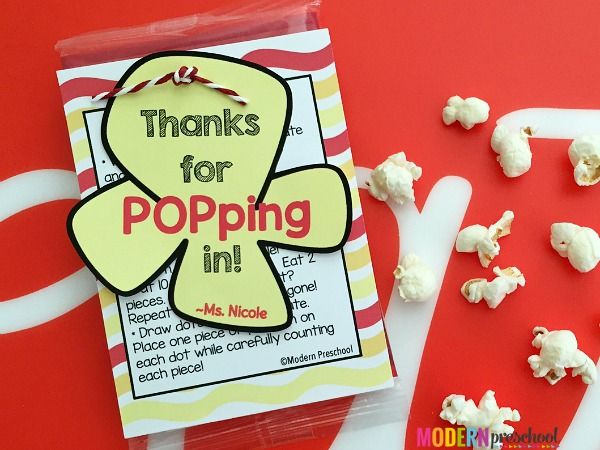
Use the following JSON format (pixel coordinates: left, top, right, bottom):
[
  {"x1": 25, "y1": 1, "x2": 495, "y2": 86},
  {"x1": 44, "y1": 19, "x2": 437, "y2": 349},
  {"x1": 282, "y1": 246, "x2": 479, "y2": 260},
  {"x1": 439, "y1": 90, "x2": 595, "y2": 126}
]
[{"x1": 172, "y1": 66, "x2": 199, "y2": 86}]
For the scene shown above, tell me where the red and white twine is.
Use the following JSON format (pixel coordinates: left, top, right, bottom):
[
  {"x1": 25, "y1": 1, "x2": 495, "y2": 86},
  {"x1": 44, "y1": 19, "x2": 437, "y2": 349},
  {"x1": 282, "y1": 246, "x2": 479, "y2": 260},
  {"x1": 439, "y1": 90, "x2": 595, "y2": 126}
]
[{"x1": 91, "y1": 66, "x2": 248, "y2": 105}]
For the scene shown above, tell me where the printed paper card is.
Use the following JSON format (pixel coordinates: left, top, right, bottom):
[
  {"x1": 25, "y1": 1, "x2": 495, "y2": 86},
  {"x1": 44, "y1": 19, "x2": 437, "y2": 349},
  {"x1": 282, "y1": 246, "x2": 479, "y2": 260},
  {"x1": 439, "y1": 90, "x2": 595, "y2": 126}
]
[{"x1": 57, "y1": 28, "x2": 393, "y2": 438}]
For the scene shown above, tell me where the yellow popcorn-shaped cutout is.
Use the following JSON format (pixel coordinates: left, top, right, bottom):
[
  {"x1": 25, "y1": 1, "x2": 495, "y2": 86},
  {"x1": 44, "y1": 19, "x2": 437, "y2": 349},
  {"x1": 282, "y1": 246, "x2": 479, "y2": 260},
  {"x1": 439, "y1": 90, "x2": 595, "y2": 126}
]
[{"x1": 68, "y1": 52, "x2": 351, "y2": 331}]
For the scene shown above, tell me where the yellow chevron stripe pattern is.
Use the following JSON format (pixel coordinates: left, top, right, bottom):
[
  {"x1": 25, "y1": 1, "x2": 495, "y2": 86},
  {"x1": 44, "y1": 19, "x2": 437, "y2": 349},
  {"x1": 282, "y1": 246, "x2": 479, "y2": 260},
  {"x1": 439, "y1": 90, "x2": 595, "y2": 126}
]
[
  {"x1": 115, "y1": 373, "x2": 132, "y2": 397},
  {"x1": 351, "y1": 185, "x2": 360, "y2": 210},
  {"x1": 361, "y1": 331, "x2": 387, "y2": 357},
  {"x1": 99, "y1": 289, "x2": 117, "y2": 308},
  {"x1": 350, "y1": 274, "x2": 377, "y2": 301},
  {"x1": 105, "y1": 314, "x2": 121, "y2": 338},
  {"x1": 313, "y1": 73, "x2": 339, "y2": 99},
  {"x1": 121, "y1": 362, "x2": 391, "y2": 424},
  {"x1": 320, "y1": 102, "x2": 345, "y2": 129},
  {"x1": 73, "y1": 138, "x2": 92, "y2": 164},
  {"x1": 339, "y1": 158, "x2": 355, "y2": 180},
  {"x1": 345, "y1": 243, "x2": 370, "y2": 272},
  {"x1": 66, "y1": 108, "x2": 93, "y2": 132}
]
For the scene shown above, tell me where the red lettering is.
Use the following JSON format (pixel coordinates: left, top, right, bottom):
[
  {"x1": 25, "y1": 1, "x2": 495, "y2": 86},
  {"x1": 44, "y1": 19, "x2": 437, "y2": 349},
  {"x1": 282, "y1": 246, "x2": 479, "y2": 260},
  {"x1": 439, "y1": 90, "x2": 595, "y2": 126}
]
[
  {"x1": 154, "y1": 196, "x2": 187, "y2": 234},
  {"x1": 219, "y1": 203, "x2": 245, "y2": 241},
  {"x1": 123, "y1": 196, "x2": 150, "y2": 234},
  {"x1": 189, "y1": 195, "x2": 216, "y2": 233},
  {"x1": 285, "y1": 200, "x2": 311, "y2": 238},
  {"x1": 122, "y1": 195, "x2": 312, "y2": 239}
]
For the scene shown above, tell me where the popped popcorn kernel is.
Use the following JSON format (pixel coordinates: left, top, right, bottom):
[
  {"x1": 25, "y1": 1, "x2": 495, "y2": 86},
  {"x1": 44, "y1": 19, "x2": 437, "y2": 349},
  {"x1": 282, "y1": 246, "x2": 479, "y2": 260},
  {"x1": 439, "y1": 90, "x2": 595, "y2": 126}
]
[
  {"x1": 568, "y1": 135, "x2": 600, "y2": 186},
  {"x1": 461, "y1": 266, "x2": 525, "y2": 309},
  {"x1": 491, "y1": 125, "x2": 532, "y2": 178},
  {"x1": 440, "y1": 390, "x2": 520, "y2": 436},
  {"x1": 550, "y1": 222, "x2": 600, "y2": 273},
  {"x1": 393, "y1": 253, "x2": 436, "y2": 302},
  {"x1": 528, "y1": 326, "x2": 597, "y2": 385},
  {"x1": 442, "y1": 95, "x2": 490, "y2": 130},
  {"x1": 366, "y1": 152, "x2": 422, "y2": 204},
  {"x1": 456, "y1": 211, "x2": 514, "y2": 268}
]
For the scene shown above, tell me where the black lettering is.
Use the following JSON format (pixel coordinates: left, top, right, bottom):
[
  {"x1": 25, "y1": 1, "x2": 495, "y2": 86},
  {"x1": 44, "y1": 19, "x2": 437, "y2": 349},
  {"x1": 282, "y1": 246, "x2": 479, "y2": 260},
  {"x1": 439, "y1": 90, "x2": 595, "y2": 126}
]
[
  {"x1": 244, "y1": 114, "x2": 260, "y2": 136},
  {"x1": 214, "y1": 251, "x2": 232, "y2": 272},
  {"x1": 215, "y1": 161, "x2": 233, "y2": 182},
  {"x1": 159, "y1": 109, "x2": 179, "y2": 137},
  {"x1": 140, "y1": 110, "x2": 157, "y2": 137},
  {"x1": 194, "y1": 161, "x2": 215, "y2": 182},
  {"x1": 203, "y1": 115, "x2": 223, "y2": 136},
  {"x1": 224, "y1": 108, "x2": 244, "y2": 136},
  {"x1": 180, "y1": 115, "x2": 202, "y2": 136}
]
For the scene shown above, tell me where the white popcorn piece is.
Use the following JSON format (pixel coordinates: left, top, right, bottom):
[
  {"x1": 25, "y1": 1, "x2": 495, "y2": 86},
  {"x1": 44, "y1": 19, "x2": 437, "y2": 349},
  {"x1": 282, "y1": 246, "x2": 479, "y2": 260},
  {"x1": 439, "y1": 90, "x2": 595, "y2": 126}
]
[
  {"x1": 366, "y1": 152, "x2": 422, "y2": 204},
  {"x1": 440, "y1": 390, "x2": 520, "y2": 437},
  {"x1": 393, "y1": 253, "x2": 437, "y2": 302},
  {"x1": 461, "y1": 266, "x2": 525, "y2": 309},
  {"x1": 442, "y1": 95, "x2": 490, "y2": 129},
  {"x1": 456, "y1": 211, "x2": 514, "y2": 268},
  {"x1": 528, "y1": 326, "x2": 598, "y2": 385},
  {"x1": 490, "y1": 125, "x2": 533, "y2": 177},
  {"x1": 568, "y1": 135, "x2": 600, "y2": 186},
  {"x1": 550, "y1": 222, "x2": 600, "y2": 273}
]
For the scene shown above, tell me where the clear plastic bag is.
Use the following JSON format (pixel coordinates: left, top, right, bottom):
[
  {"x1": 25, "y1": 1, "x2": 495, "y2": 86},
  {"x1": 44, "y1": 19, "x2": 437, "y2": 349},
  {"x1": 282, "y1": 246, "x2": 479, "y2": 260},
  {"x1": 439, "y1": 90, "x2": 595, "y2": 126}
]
[
  {"x1": 56, "y1": 2, "x2": 400, "y2": 449},
  {"x1": 127, "y1": 381, "x2": 404, "y2": 450},
  {"x1": 56, "y1": 0, "x2": 321, "y2": 68}
]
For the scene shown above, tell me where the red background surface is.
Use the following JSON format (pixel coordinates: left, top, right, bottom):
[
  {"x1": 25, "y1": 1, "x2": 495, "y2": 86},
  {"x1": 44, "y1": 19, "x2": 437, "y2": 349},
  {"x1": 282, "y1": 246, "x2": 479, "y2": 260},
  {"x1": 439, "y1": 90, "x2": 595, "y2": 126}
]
[{"x1": 1, "y1": 1, "x2": 599, "y2": 449}]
